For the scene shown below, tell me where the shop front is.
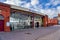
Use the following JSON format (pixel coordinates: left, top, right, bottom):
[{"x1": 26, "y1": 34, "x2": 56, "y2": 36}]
[
  {"x1": 9, "y1": 7, "x2": 44, "y2": 30},
  {"x1": 10, "y1": 11, "x2": 33, "y2": 30}
]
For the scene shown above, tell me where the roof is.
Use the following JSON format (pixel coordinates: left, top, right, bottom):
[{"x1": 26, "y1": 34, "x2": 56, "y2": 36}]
[
  {"x1": 11, "y1": 5, "x2": 46, "y2": 16},
  {"x1": 11, "y1": 5, "x2": 30, "y2": 12}
]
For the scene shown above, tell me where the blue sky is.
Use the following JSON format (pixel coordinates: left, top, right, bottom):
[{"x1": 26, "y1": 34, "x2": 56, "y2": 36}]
[{"x1": 0, "y1": 0, "x2": 60, "y2": 18}]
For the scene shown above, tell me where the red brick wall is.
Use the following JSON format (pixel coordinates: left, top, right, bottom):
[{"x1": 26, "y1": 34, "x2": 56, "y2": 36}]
[
  {"x1": 50, "y1": 18, "x2": 58, "y2": 25},
  {"x1": 47, "y1": 18, "x2": 51, "y2": 26},
  {"x1": 43, "y1": 15, "x2": 48, "y2": 27},
  {"x1": 0, "y1": 3, "x2": 11, "y2": 32},
  {"x1": 47, "y1": 18, "x2": 58, "y2": 26}
]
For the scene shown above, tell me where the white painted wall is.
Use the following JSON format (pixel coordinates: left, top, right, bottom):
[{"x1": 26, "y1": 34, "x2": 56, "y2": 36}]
[{"x1": 34, "y1": 16, "x2": 42, "y2": 27}]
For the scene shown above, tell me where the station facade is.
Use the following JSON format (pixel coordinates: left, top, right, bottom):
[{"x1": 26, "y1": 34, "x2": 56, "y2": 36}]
[{"x1": 0, "y1": 2, "x2": 48, "y2": 32}]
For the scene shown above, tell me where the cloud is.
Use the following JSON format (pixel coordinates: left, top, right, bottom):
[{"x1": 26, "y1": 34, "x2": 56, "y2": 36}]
[
  {"x1": 24, "y1": 3, "x2": 31, "y2": 8},
  {"x1": 21, "y1": 3, "x2": 32, "y2": 8},
  {"x1": 45, "y1": 3, "x2": 51, "y2": 6},
  {"x1": 31, "y1": 0, "x2": 39, "y2": 6},
  {"x1": 52, "y1": 0, "x2": 60, "y2": 6},
  {"x1": 4, "y1": 0, "x2": 15, "y2": 5},
  {"x1": 45, "y1": 0, "x2": 60, "y2": 6},
  {"x1": 57, "y1": 6, "x2": 60, "y2": 13},
  {"x1": 4, "y1": 0, "x2": 23, "y2": 6},
  {"x1": 40, "y1": 8, "x2": 58, "y2": 18}
]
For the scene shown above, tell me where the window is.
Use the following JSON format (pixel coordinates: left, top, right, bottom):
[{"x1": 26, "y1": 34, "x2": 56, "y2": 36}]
[{"x1": 0, "y1": 15, "x2": 4, "y2": 20}]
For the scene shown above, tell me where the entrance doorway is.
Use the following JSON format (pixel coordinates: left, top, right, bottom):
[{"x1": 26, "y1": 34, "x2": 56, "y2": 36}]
[
  {"x1": 0, "y1": 15, "x2": 4, "y2": 31},
  {"x1": 30, "y1": 22, "x2": 33, "y2": 28},
  {"x1": 0, "y1": 20, "x2": 4, "y2": 31},
  {"x1": 35, "y1": 22, "x2": 39, "y2": 28}
]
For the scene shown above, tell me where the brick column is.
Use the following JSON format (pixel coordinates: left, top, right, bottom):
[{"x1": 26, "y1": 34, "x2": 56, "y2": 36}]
[
  {"x1": 43, "y1": 15, "x2": 48, "y2": 27},
  {"x1": 0, "y1": 3, "x2": 11, "y2": 32},
  {"x1": 4, "y1": 17, "x2": 10, "y2": 32}
]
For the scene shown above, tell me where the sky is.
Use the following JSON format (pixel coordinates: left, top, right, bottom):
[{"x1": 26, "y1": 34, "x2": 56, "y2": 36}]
[{"x1": 0, "y1": 0, "x2": 60, "y2": 18}]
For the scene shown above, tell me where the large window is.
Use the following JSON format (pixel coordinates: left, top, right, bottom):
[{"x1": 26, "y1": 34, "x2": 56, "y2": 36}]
[{"x1": 10, "y1": 12, "x2": 31, "y2": 30}]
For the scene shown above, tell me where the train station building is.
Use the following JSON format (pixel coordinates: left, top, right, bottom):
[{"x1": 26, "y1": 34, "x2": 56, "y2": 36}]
[{"x1": 0, "y1": 2, "x2": 48, "y2": 32}]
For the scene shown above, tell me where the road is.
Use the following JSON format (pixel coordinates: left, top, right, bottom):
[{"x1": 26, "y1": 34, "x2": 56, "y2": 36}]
[{"x1": 0, "y1": 25, "x2": 60, "y2": 40}]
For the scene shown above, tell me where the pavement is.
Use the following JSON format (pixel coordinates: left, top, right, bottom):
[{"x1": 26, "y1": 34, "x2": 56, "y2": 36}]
[
  {"x1": 0, "y1": 25, "x2": 60, "y2": 40},
  {"x1": 37, "y1": 29, "x2": 60, "y2": 40},
  {"x1": 37, "y1": 25, "x2": 60, "y2": 40}
]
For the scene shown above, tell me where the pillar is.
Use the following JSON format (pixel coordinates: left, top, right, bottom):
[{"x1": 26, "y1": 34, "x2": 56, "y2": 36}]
[
  {"x1": 0, "y1": 2, "x2": 11, "y2": 32},
  {"x1": 43, "y1": 15, "x2": 48, "y2": 27}
]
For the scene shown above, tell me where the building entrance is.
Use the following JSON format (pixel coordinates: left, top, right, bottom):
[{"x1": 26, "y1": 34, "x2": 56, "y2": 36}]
[
  {"x1": 0, "y1": 20, "x2": 4, "y2": 31},
  {"x1": 35, "y1": 22, "x2": 39, "y2": 28},
  {"x1": 0, "y1": 15, "x2": 4, "y2": 31}
]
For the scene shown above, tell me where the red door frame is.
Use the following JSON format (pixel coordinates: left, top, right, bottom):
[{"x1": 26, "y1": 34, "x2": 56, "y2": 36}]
[
  {"x1": 0, "y1": 15, "x2": 4, "y2": 31},
  {"x1": 0, "y1": 20, "x2": 4, "y2": 31}
]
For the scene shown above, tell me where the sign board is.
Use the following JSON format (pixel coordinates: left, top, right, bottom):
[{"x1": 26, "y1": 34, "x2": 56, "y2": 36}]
[{"x1": 6, "y1": 22, "x2": 10, "y2": 26}]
